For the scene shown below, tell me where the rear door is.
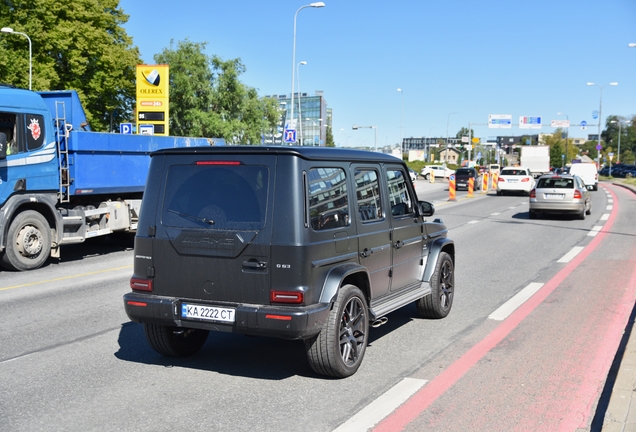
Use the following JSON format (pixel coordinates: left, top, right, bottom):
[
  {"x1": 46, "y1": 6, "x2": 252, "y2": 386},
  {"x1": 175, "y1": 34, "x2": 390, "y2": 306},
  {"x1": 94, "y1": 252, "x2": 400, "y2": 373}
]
[
  {"x1": 152, "y1": 154, "x2": 274, "y2": 305},
  {"x1": 352, "y1": 165, "x2": 392, "y2": 299},
  {"x1": 384, "y1": 165, "x2": 424, "y2": 292}
]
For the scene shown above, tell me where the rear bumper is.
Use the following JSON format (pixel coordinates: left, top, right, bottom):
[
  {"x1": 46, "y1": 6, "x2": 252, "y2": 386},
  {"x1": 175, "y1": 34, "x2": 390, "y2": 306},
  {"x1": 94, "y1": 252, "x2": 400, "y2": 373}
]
[
  {"x1": 529, "y1": 201, "x2": 584, "y2": 214},
  {"x1": 497, "y1": 182, "x2": 533, "y2": 193},
  {"x1": 123, "y1": 292, "x2": 331, "y2": 340}
]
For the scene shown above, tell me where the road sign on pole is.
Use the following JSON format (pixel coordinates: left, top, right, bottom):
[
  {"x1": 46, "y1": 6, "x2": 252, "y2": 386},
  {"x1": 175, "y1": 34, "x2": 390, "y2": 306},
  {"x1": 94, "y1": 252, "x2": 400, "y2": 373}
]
[
  {"x1": 120, "y1": 123, "x2": 133, "y2": 134},
  {"x1": 284, "y1": 129, "x2": 297, "y2": 143}
]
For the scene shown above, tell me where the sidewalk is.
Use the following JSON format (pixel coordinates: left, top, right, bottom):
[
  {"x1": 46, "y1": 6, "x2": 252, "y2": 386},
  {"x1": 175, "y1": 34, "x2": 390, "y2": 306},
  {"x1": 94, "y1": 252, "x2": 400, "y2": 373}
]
[{"x1": 600, "y1": 180, "x2": 636, "y2": 431}]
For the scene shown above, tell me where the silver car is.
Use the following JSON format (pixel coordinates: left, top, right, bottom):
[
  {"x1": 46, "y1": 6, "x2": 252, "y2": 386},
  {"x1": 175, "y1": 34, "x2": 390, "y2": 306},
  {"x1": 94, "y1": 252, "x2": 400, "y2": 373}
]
[{"x1": 529, "y1": 174, "x2": 591, "y2": 219}]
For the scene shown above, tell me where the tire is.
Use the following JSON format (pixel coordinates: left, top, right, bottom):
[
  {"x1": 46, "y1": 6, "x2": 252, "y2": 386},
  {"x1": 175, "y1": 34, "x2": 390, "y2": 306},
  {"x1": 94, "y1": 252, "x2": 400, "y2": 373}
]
[
  {"x1": 1, "y1": 210, "x2": 51, "y2": 271},
  {"x1": 529, "y1": 210, "x2": 538, "y2": 219},
  {"x1": 423, "y1": 173, "x2": 430, "y2": 180},
  {"x1": 496, "y1": 190, "x2": 502, "y2": 196},
  {"x1": 305, "y1": 284, "x2": 369, "y2": 378},
  {"x1": 578, "y1": 207, "x2": 586, "y2": 220},
  {"x1": 586, "y1": 203, "x2": 592, "y2": 215},
  {"x1": 144, "y1": 323, "x2": 209, "y2": 357},
  {"x1": 416, "y1": 252, "x2": 454, "y2": 319}
]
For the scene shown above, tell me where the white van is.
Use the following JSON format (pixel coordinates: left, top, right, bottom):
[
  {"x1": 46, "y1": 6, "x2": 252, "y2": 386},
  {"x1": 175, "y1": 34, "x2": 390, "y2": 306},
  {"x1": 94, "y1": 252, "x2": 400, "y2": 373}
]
[{"x1": 569, "y1": 163, "x2": 598, "y2": 191}]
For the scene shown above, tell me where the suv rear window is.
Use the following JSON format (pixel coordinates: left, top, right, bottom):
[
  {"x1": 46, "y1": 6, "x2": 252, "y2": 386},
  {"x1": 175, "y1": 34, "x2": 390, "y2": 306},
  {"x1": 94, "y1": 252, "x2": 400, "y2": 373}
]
[
  {"x1": 308, "y1": 167, "x2": 349, "y2": 230},
  {"x1": 501, "y1": 169, "x2": 527, "y2": 176},
  {"x1": 455, "y1": 168, "x2": 473, "y2": 176},
  {"x1": 162, "y1": 164, "x2": 269, "y2": 230}
]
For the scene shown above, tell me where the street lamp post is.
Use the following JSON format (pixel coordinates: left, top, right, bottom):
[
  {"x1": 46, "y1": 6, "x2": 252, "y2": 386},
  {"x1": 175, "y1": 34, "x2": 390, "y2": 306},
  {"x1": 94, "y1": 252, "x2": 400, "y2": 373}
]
[
  {"x1": 557, "y1": 112, "x2": 569, "y2": 164},
  {"x1": 610, "y1": 119, "x2": 630, "y2": 164},
  {"x1": 1, "y1": 27, "x2": 32, "y2": 90},
  {"x1": 296, "y1": 61, "x2": 307, "y2": 145},
  {"x1": 428, "y1": 127, "x2": 437, "y2": 162},
  {"x1": 290, "y1": 2, "x2": 324, "y2": 143},
  {"x1": 397, "y1": 88, "x2": 404, "y2": 153},
  {"x1": 352, "y1": 125, "x2": 377, "y2": 152},
  {"x1": 444, "y1": 112, "x2": 457, "y2": 169},
  {"x1": 587, "y1": 82, "x2": 618, "y2": 166}
]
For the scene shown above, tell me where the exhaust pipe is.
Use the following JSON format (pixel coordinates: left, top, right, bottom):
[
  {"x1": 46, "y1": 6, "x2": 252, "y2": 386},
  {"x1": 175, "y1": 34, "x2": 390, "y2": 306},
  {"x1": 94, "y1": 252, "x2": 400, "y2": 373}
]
[{"x1": 371, "y1": 317, "x2": 388, "y2": 328}]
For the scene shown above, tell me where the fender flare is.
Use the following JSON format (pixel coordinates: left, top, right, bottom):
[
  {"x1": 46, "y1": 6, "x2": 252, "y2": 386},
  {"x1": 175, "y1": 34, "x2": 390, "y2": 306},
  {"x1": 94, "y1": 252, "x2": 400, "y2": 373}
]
[
  {"x1": 0, "y1": 193, "x2": 62, "y2": 252},
  {"x1": 423, "y1": 237, "x2": 455, "y2": 283},
  {"x1": 318, "y1": 262, "x2": 370, "y2": 304}
]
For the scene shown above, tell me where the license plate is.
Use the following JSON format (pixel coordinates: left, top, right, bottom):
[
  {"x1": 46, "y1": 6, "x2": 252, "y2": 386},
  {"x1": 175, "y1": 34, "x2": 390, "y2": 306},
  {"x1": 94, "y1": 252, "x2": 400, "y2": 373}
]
[
  {"x1": 544, "y1": 193, "x2": 564, "y2": 199},
  {"x1": 181, "y1": 303, "x2": 235, "y2": 323},
  {"x1": 507, "y1": 179, "x2": 518, "y2": 183}
]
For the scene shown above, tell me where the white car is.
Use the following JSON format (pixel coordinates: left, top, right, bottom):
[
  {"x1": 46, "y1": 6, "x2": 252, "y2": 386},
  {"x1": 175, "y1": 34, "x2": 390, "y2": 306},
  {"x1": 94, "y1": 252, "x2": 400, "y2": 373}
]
[
  {"x1": 496, "y1": 167, "x2": 536, "y2": 196},
  {"x1": 420, "y1": 165, "x2": 455, "y2": 180}
]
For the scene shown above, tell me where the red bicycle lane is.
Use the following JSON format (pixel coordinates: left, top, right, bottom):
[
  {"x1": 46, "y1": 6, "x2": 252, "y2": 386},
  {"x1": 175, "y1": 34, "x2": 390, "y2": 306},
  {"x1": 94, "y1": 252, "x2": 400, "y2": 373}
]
[{"x1": 374, "y1": 184, "x2": 636, "y2": 432}]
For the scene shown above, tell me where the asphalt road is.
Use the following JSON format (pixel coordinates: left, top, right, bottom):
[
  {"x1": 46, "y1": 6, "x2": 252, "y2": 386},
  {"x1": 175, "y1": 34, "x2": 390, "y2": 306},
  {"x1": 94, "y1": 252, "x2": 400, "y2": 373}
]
[{"x1": 1, "y1": 180, "x2": 633, "y2": 431}]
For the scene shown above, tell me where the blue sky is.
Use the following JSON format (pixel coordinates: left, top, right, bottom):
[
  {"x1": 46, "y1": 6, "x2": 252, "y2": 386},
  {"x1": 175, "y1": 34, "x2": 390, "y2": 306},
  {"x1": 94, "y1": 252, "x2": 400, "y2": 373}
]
[{"x1": 119, "y1": 0, "x2": 636, "y2": 147}]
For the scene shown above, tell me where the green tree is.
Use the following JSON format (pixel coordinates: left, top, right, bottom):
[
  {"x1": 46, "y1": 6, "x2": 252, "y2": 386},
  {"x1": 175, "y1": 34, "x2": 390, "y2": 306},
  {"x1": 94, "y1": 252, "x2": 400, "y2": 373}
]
[
  {"x1": 0, "y1": 0, "x2": 141, "y2": 131},
  {"x1": 154, "y1": 40, "x2": 278, "y2": 143},
  {"x1": 325, "y1": 125, "x2": 335, "y2": 147}
]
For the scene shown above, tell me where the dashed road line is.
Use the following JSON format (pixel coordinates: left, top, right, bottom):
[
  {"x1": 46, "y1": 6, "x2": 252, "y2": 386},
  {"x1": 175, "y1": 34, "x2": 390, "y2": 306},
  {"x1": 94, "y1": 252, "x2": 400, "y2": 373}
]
[
  {"x1": 488, "y1": 282, "x2": 545, "y2": 321},
  {"x1": 588, "y1": 226, "x2": 603, "y2": 237},
  {"x1": 333, "y1": 378, "x2": 427, "y2": 432},
  {"x1": 558, "y1": 247, "x2": 585, "y2": 263}
]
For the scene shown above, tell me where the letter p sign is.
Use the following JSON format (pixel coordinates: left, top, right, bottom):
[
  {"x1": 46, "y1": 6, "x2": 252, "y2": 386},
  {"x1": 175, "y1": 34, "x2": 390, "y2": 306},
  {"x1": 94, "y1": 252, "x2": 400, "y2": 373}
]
[{"x1": 120, "y1": 123, "x2": 133, "y2": 134}]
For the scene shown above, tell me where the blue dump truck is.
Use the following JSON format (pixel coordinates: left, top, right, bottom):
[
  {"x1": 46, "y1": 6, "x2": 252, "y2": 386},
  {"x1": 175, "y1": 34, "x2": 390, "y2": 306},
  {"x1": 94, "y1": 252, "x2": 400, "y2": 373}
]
[{"x1": 0, "y1": 85, "x2": 216, "y2": 271}]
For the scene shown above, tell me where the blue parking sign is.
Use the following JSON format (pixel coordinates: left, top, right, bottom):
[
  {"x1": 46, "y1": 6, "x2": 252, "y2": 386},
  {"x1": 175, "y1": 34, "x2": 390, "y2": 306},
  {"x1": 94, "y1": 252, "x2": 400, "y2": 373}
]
[{"x1": 120, "y1": 123, "x2": 133, "y2": 134}]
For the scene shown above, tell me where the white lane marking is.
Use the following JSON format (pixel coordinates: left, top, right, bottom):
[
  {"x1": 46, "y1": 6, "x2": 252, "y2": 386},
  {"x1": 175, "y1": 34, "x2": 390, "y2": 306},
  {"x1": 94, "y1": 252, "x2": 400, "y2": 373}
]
[
  {"x1": 508, "y1": 206, "x2": 516, "y2": 210},
  {"x1": 588, "y1": 226, "x2": 603, "y2": 237},
  {"x1": 468, "y1": 220, "x2": 479, "y2": 224},
  {"x1": 608, "y1": 199, "x2": 613, "y2": 204},
  {"x1": 488, "y1": 283, "x2": 545, "y2": 321},
  {"x1": 600, "y1": 213, "x2": 610, "y2": 221},
  {"x1": 491, "y1": 212, "x2": 501, "y2": 216},
  {"x1": 606, "y1": 205, "x2": 613, "y2": 210},
  {"x1": 558, "y1": 246, "x2": 584, "y2": 263},
  {"x1": 333, "y1": 378, "x2": 427, "y2": 432}
]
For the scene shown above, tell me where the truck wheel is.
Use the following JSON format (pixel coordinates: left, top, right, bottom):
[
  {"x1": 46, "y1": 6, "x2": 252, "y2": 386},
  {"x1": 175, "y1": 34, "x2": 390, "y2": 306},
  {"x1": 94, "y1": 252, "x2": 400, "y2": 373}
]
[
  {"x1": 305, "y1": 284, "x2": 369, "y2": 378},
  {"x1": 143, "y1": 323, "x2": 209, "y2": 357},
  {"x1": 1, "y1": 210, "x2": 51, "y2": 271},
  {"x1": 416, "y1": 252, "x2": 454, "y2": 319}
]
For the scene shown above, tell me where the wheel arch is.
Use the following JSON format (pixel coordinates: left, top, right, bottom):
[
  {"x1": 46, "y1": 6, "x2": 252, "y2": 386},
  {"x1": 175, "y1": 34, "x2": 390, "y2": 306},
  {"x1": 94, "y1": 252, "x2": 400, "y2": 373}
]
[
  {"x1": 423, "y1": 238, "x2": 455, "y2": 283},
  {"x1": 318, "y1": 262, "x2": 371, "y2": 306},
  {"x1": 0, "y1": 194, "x2": 61, "y2": 252}
]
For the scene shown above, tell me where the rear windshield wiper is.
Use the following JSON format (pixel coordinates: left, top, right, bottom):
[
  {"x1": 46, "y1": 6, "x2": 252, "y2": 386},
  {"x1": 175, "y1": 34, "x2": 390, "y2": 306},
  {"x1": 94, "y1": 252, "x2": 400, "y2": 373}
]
[{"x1": 167, "y1": 209, "x2": 215, "y2": 225}]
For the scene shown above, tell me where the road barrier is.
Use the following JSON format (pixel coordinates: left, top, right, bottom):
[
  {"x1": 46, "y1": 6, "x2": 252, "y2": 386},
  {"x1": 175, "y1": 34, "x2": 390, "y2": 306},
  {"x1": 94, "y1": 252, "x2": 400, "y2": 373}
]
[
  {"x1": 467, "y1": 178, "x2": 474, "y2": 198},
  {"x1": 429, "y1": 173, "x2": 435, "y2": 183},
  {"x1": 448, "y1": 174, "x2": 456, "y2": 201},
  {"x1": 482, "y1": 173, "x2": 489, "y2": 193},
  {"x1": 491, "y1": 171, "x2": 499, "y2": 191}
]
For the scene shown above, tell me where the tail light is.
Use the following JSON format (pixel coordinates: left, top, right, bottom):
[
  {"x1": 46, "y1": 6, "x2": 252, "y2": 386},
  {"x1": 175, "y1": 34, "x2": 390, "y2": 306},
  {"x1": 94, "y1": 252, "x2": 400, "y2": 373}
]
[
  {"x1": 498, "y1": 177, "x2": 505, "y2": 182},
  {"x1": 521, "y1": 177, "x2": 531, "y2": 182},
  {"x1": 573, "y1": 190, "x2": 582, "y2": 199},
  {"x1": 530, "y1": 189, "x2": 536, "y2": 198},
  {"x1": 270, "y1": 290, "x2": 304, "y2": 304},
  {"x1": 130, "y1": 277, "x2": 153, "y2": 292}
]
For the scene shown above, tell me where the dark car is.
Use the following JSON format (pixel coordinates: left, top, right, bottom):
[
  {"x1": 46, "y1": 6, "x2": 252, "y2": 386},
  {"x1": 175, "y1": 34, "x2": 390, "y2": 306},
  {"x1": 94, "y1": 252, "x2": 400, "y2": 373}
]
[
  {"x1": 123, "y1": 146, "x2": 455, "y2": 378},
  {"x1": 454, "y1": 167, "x2": 482, "y2": 191}
]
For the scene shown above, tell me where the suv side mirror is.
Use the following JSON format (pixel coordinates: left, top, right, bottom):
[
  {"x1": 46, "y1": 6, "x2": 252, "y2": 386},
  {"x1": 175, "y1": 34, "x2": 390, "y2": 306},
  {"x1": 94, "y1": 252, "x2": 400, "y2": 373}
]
[
  {"x1": 418, "y1": 201, "x2": 435, "y2": 217},
  {"x1": 0, "y1": 132, "x2": 6, "y2": 160}
]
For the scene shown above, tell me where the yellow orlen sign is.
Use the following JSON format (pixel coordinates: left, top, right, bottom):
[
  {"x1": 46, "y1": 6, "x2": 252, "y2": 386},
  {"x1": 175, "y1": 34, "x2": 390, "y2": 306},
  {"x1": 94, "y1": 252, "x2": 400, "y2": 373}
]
[{"x1": 136, "y1": 65, "x2": 169, "y2": 136}]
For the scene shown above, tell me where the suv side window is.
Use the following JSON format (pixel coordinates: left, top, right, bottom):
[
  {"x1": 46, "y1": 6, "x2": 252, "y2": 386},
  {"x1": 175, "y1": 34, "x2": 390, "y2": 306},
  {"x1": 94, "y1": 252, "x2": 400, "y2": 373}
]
[
  {"x1": 386, "y1": 169, "x2": 414, "y2": 217},
  {"x1": 354, "y1": 168, "x2": 382, "y2": 222},
  {"x1": 308, "y1": 167, "x2": 350, "y2": 231}
]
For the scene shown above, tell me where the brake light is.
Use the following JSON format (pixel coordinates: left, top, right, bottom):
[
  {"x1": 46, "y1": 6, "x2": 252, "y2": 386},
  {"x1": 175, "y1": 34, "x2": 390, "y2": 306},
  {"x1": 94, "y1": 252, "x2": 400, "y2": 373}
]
[
  {"x1": 574, "y1": 190, "x2": 582, "y2": 199},
  {"x1": 521, "y1": 177, "x2": 530, "y2": 182},
  {"x1": 270, "y1": 290, "x2": 304, "y2": 304},
  {"x1": 130, "y1": 277, "x2": 153, "y2": 292},
  {"x1": 195, "y1": 161, "x2": 241, "y2": 165},
  {"x1": 498, "y1": 177, "x2": 505, "y2": 182},
  {"x1": 530, "y1": 189, "x2": 536, "y2": 198}
]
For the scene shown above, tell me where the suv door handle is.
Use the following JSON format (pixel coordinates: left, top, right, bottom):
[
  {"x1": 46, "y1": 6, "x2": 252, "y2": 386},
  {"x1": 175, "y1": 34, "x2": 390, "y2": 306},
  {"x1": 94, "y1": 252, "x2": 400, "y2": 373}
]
[
  {"x1": 394, "y1": 240, "x2": 404, "y2": 249},
  {"x1": 360, "y1": 248, "x2": 372, "y2": 258},
  {"x1": 242, "y1": 260, "x2": 267, "y2": 269}
]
